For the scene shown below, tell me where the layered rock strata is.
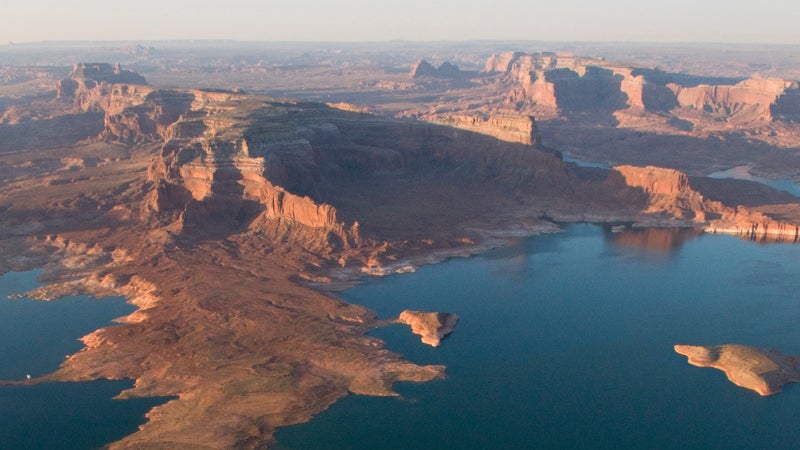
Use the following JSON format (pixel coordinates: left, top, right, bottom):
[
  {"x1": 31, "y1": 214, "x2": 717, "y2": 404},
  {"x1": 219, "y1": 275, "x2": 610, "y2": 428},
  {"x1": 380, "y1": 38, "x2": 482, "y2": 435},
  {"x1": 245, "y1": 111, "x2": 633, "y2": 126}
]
[
  {"x1": 611, "y1": 165, "x2": 800, "y2": 239},
  {"x1": 427, "y1": 113, "x2": 542, "y2": 146}
]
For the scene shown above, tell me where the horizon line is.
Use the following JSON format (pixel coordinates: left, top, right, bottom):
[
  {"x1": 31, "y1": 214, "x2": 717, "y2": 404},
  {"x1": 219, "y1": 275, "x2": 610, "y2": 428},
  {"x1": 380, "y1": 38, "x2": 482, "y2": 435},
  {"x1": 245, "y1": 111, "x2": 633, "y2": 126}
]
[{"x1": 3, "y1": 39, "x2": 800, "y2": 48}]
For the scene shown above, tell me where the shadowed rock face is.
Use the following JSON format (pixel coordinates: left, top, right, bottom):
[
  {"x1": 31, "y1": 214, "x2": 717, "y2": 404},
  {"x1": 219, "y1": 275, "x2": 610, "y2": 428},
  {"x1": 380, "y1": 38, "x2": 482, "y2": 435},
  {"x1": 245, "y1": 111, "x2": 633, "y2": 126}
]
[
  {"x1": 410, "y1": 59, "x2": 465, "y2": 79},
  {"x1": 675, "y1": 344, "x2": 800, "y2": 396}
]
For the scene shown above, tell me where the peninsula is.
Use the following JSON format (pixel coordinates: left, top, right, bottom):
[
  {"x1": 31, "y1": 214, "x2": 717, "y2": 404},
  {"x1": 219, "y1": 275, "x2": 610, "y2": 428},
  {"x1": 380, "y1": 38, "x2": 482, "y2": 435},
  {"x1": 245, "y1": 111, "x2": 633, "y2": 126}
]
[{"x1": 1, "y1": 46, "x2": 800, "y2": 447}]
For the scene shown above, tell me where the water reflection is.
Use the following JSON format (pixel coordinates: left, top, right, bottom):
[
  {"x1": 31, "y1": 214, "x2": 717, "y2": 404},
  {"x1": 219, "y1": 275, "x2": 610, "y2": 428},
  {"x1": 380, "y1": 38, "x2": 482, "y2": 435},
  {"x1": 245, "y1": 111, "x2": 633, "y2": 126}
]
[{"x1": 604, "y1": 226, "x2": 703, "y2": 256}]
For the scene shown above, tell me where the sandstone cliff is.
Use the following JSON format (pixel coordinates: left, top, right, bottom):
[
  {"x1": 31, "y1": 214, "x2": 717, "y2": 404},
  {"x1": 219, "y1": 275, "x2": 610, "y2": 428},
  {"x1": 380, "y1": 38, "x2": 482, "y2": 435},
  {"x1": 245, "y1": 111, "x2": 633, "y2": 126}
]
[
  {"x1": 611, "y1": 165, "x2": 800, "y2": 239},
  {"x1": 668, "y1": 78, "x2": 800, "y2": 122},
  {"x1": 147, "y1": 98, "x2": 362, "y2": 253},
  {"x1": 56, "y1": 64, "x2": 195, "y2": 143},
  {"x1": 612, "y1": 165, "x2": 705, "y2": 219},
  {"x1": 483, "y1": 52, "x2": 800, "y2": 126},
  {"x1": 426, "y1": 113, "x2": 542, "y2": 146},
  {"x1": 57, "y1": 63, "x2": 150, "y2": 112}
]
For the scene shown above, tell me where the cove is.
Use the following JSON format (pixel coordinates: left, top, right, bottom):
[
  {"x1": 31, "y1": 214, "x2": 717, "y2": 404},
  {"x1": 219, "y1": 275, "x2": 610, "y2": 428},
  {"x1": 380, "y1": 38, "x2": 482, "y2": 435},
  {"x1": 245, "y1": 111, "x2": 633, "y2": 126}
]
[
  {"x1": 709, "y1": 166, "x2": 800, "y2": 197},
  {"x1": 0, "y1": 270, "x2": 170, "y2": 450},
  {"x1": 276, "y1": 224, "x2": 800, "y2": 449}
]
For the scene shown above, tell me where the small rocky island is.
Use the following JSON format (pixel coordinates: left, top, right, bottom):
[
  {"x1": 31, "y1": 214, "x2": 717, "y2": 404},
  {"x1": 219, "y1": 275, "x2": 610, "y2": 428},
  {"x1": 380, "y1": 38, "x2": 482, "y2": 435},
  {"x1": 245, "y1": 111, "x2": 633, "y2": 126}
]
[
  {"x1": 397, "y1": 310, "x2": 459, "y2": 347},
  {"x1": 674, "y1": 344, "x2": 800, "y2": 396}
]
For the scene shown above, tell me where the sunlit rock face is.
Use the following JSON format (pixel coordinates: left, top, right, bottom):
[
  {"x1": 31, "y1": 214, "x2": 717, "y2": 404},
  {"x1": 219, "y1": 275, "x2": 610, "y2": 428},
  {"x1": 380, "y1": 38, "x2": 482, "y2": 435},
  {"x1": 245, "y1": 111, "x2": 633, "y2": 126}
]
[
  {"x1": 427, "y1": 113, "x2": 542, "y2": 146},
  {"x1": 146, "y1": 98, "x2": 362, "y2": 250},
  {"x1": 675, "y1": 344, "x2": 800, "y2": 396},
  {"x1": 609, "y1": 165, "x2": 800, "y2": 239},
  {"x1": 668, "y1": 78, "x2": 800, "y2": 122},
  {"x1": 397, "y1": 310, "x2": 459, "y2": 347},
  {"x1": 485, "y1": 52, "x2": 800, "y2": 125},
  {"x1": 56, "y1": 64, "x2": 195, "y2": 143}
]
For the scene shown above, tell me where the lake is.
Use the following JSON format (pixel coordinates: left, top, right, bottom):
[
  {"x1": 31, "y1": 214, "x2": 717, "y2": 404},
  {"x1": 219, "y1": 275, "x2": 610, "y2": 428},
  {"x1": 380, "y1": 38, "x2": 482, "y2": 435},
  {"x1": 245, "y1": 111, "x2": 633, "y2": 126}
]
[
  {"x1": 709, "y1": 166, "x2": 800, "y2": 197},
  {"x1": 276, "y1": 224, "x2": 800, "y2": 449},
  {"x1": 0, "y1": 270, "x2": 169, "y2": 450}
]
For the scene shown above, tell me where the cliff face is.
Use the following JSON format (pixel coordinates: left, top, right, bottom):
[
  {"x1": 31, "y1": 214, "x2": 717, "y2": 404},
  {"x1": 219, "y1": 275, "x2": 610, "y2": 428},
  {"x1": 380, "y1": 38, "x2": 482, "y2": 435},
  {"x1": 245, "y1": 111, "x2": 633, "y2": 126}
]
[
  {"x1": 57, "y1": 64, "x2": 194, "y2": 143},
  {"x1": 57, "y1": 63, "x2": 150, "y2": 113},
  {"x1": 773, "y1": 87, "x2": 800, "y2": 121},
  {"x1": 612, "y1": 165, "x2": 706, "y2": 220},
  {"x1": 486, "y1": 52, "x2": 800, "y2": 125},
  {"x1": 148, "y1": 98, "x2": 360, "y2": 252},
  {"x1": 611, "y1": 165, "x2": 800, "y2": 239},
  {"x1": 492, "y1": 53, "x2": 642, "y2": 113},
  {"x1": 427, "y1": 113, "x2": 542, "y2": 146},
  {"x1": 668, "y1": 78, "x2": 798, "y2": 122},
  {"x1": 484, "y1": 51, "x2": 525, "y2": 73}
]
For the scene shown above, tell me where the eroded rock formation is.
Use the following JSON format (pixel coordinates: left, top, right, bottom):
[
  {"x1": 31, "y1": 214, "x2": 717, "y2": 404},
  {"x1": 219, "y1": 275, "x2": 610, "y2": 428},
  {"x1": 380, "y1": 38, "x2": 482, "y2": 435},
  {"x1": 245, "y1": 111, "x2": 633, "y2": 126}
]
[
  {"x1": 396, "y1": 310, "x2": 459, "y2": 347},
  {"x1": 482, "y1": 51, "x2": 800, "y2": 126},
  {"x1": 610, "y1": 165, "x2": 800, "y2": 239},
  {"x1": 669, "y1": 78, "x2": 800, "y2": 122},
  {"x1": 56, "y1": 63, "x2": 195, "y2": 143},
  {"x1": 410, "y1": 59, "x2": 464, "y2": 79},
  {"x1": 674, "y1": 344, "x2": 800, "y2": 396}
]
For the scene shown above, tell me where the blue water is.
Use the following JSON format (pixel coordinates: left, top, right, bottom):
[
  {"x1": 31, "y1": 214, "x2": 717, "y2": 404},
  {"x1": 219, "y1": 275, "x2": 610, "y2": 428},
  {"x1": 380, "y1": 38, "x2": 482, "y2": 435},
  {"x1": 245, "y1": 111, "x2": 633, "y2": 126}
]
[
  {"x1": 276, "y1": 224, "x2": 800, "y2": 449},
  {"x1": 563, "y1": 153, "x2": 612, "y2": 169},
  {"x1": 0, "y1": 270, "x2": 170, "y2": 450},
  {"x1": 709, "y1": 166, "x2": 800, "y2": 197}
]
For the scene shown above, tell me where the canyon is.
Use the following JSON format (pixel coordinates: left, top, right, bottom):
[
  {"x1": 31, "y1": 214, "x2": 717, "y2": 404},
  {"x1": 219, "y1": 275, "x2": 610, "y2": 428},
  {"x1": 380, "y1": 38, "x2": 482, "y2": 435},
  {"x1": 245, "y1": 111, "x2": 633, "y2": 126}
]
[{"x1": 1, "y1": 45, "x2": 800, "y2": 448}]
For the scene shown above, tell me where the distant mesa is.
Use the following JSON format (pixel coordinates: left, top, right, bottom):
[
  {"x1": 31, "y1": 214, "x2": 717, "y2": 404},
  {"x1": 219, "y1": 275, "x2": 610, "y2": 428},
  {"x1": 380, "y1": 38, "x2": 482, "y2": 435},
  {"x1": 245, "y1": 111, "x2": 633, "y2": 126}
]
[
  {"x1": 57, "y1": 63, "x2": 147, "y2": 99},
  {"x1": 69, "y1": 62, "x2": 147, "y2": 85},
  {"x1": 54, "y1": 64, "x2": 197, "y2": 144},
  {"x1": 481, "y1": 51, "x2": 800, "y2": 123},
  {"x1": 674, "y1": 344, "x2": 800, "y2": 396},
  {"x1": 396, "y1": 310, "x2": 459, "y2": 347},
  {"x1": 410, "y1": 59, "x2": 464, "y2": 79}
]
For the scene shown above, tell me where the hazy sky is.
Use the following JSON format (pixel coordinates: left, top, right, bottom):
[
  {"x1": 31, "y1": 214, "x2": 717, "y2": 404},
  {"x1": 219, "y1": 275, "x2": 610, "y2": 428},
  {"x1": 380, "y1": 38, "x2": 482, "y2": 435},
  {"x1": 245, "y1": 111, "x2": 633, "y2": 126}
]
[{"x1": 2, "y1": 0, "x2": 798, "y2": 44}]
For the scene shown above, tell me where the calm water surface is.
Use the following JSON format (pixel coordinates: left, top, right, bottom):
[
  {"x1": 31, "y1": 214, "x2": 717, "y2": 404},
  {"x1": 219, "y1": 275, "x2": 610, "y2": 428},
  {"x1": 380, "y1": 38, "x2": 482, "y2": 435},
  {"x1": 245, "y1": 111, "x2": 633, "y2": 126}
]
[
  {"x1": 0, "y1": 270, "x2": 170, "y2": 450},
  {"x1": 276, "y1": 224, "x2": 800, "y2": 449},
  {"x1": 709, "y1": 166, "x2": 800, "y2": 197}
]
